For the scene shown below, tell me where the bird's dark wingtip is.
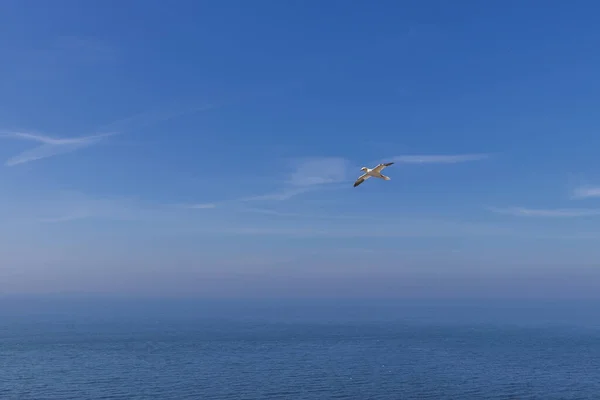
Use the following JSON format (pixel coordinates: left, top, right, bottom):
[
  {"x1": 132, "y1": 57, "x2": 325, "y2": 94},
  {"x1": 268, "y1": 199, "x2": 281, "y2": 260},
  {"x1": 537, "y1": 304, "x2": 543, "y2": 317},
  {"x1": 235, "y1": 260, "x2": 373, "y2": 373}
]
[{"x1": 384, "y1": 162, "x2": 394, "y2": 166}]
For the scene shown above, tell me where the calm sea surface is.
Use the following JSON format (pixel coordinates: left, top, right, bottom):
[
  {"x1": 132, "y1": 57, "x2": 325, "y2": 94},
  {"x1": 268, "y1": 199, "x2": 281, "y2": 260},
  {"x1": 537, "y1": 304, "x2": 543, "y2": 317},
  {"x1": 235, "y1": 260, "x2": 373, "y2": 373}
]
[{"x1": 1, "y1": 298, "x2": 599, "y2": 399}]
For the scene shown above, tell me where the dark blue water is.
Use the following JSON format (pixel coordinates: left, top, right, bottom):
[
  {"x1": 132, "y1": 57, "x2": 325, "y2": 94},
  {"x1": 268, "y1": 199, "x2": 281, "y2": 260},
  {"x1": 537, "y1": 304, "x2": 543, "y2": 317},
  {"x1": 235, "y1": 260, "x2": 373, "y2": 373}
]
[{"x1": 1, "y1": 298, "x2": 599, "y2": 399}]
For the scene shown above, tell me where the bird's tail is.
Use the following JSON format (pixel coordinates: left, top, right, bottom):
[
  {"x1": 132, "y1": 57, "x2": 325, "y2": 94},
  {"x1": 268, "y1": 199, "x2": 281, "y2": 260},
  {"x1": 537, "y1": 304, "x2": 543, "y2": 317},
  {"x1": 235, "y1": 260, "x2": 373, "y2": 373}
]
[{"x1": 381, "y1": 174, "x2": 391, "y2": 181}]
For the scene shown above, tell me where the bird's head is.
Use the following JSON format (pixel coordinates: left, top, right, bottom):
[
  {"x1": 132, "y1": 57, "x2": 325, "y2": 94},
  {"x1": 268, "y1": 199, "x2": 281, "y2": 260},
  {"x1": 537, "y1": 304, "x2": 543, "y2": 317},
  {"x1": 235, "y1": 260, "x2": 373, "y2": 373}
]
[{"x1": 360, "y1": 166, "x2": 368, "y2": 172}]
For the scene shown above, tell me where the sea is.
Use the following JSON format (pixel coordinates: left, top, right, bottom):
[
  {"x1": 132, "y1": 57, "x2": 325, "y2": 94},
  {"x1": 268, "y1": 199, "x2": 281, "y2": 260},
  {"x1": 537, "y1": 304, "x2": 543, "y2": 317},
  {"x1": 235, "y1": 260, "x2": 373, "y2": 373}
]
[{"x1": 1, "y1": 297, "x2": 599, "y2": 399}]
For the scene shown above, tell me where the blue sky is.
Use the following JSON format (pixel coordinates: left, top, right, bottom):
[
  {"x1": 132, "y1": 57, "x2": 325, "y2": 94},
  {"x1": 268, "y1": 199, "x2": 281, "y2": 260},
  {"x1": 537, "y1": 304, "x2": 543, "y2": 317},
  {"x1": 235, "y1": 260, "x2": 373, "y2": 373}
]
[{"x1": 1, "y1": 1, "x2": 600, "y2": 298}]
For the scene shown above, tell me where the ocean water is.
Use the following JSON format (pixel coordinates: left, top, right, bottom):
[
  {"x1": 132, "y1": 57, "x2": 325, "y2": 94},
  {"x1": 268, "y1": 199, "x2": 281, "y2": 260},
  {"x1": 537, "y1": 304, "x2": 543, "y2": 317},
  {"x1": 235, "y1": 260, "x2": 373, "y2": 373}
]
[{"x1": 1, "y1": 298, "x2": 599, "y2": 399}]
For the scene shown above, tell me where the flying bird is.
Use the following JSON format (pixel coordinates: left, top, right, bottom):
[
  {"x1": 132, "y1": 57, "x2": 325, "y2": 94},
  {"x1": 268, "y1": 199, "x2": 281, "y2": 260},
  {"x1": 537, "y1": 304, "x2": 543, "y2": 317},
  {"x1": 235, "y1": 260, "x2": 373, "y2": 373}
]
[{"x1": 353, "y1": 162, "x2": 394, "y2": 187}]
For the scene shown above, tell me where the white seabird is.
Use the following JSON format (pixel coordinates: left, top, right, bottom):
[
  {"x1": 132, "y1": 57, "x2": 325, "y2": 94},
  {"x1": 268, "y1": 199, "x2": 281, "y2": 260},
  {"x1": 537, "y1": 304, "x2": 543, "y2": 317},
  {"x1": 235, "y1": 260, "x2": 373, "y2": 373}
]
[{"x1": 353, "y1": 162, "x2": 395, "y2": 187}]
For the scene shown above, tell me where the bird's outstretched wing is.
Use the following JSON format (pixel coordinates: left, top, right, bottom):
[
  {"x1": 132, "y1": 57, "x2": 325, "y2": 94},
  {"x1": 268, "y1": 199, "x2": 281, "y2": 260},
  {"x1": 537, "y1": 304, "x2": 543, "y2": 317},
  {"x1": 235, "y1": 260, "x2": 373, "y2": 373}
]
[
  {"x1": 353, "y1": 174, "x2": 369, "y2": 187},
  {"x1": 372, "y1": 162, "x2": 394, "y2": 173}
]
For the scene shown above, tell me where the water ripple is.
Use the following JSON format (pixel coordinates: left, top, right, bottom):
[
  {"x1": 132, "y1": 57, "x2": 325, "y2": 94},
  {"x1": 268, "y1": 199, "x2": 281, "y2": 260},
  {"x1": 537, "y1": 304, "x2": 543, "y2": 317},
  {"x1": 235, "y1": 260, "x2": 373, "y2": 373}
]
[{"x1": 1, "y1": 321, "x2": 599, "y2": 399}]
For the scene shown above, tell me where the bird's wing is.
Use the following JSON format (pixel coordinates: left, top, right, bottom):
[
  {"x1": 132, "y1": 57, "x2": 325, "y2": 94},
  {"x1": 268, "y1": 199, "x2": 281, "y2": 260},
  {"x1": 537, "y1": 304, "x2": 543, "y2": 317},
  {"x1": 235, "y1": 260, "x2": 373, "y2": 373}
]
[
  {"x1": 353, "y1": 174, "x2": 370, "y2": 187},
  {"x1": 372, "y1": 162, "x2": 394, "y2": 173}
]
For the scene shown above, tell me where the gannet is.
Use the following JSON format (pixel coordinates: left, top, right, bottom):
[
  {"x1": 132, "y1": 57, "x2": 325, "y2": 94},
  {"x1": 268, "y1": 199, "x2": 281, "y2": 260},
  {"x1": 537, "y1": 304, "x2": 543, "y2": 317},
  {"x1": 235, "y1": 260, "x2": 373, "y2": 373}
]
[{"x1": 353, "y1": 162, "x2": 394, "y2": 187}]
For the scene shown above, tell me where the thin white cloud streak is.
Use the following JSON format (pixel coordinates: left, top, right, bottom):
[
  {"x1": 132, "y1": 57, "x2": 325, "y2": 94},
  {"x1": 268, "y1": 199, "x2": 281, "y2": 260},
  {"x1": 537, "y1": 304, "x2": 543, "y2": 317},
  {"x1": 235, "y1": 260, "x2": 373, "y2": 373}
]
[
  {"x1": 207, "y1": 222, "x2": 600, "y2": 240},
  {"x1": 40, "y1": 213, "x2": 95, "y2": 223},
  {"x1": 571, "y1": 186, "x2": 600, "y2": 199},
  {"x1": 1, "y1": 131, "x2": 118, "y2": 166},
  {"x1": 188, "y1": 157, "x2": 352, "y2": 208},
  {"x1": 488, "y1": 206, "x2": 600, "y2": 218},
  {"x1": 232, "y1": 207, "x2": 371, "y2": 220},
  {"x1": 286, "y1": 157, "x2": 351, "y2": 186},
  {"x1": 95, "y1": 104, "x2": 214, "y2": 135},
  {"x1": 184, "y1": 203, "x2": 217, "y2": 209},
  {"x1": 391, "y1": 154, "x2": 489, "y2": 164},
  {"x1": 233, "y1": 207, "x2": 306, "y2": 218},
  {"x1": 250, "y1": 157, "x2": 351, "y2": 201},
  {"x1": 240, "y1": 187, "x2": 314, "y2": 202},
  {"x1": 213, "y1": 255, "x2": 295, "y2": 268},
  {"x1": 0, "y1": 131, "x2": 115, "y2": 145},
  {"x1": 1, "y1": 104, "x2": 214, "y2": 167},
  {"x1": 36, "y1": 192, "x2": 361, "y2": 225},
  {"x1": 181, "y1": 188, "x2": 313, "y2": 210},
  {"x1": 15, "y1": 189, "x2": 600, "y2": 241}
]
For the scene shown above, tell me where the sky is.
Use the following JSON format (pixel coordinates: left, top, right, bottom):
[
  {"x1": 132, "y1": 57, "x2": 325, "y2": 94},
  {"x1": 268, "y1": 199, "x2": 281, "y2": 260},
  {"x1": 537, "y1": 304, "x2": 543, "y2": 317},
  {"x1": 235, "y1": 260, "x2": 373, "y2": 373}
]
[{"x1": 1, "y1": 0, "x2": 600, "y2": 299}]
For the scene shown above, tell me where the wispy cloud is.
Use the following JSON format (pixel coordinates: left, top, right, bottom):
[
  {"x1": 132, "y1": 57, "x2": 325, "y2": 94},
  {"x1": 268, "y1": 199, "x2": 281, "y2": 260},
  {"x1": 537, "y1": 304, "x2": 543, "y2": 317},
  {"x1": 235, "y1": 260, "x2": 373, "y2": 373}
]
[
  {"x1": 1, "y1": 131, "x2": 117, "y2": 166},
  {"x1": 40, "y1": 213, "x2": 97, "y2": 224},
  {"x1": 240, "y1": 187, "x2": 315, "y2": 202},
  {"x1": 244, "y1": 157, "x2": 350, "y2": 202},
  {"x1": 232, "y1": 207, "x2": 370, "y2": 220},
  {"x1": 208, "y1": 219, "x2": 517, "y2": 238},
  {"x1": 207, "y1": 217, "x2": 600, "y2": 240},
  {"x1": 233, "y1": 208, "x2": 302, "y2": 217},
  {"x1": 391, "y1": 153, "x2": 489, "y2": 164},
  {"x1": 286, "y1": 157, "x2": 350, "y2": 186},
  {"x1": 571, "y1": 185, "x2": 600, "y2": 200},
  {"x1": 180, "y1": 190, "x2": 331, "y2": 213},
  {"x1": 184, "y1": 203, "x2": 217, "y2": 209},
  {"x1": 0, "y1": 131, "x2": 114, "y2": 146},
  {"x1": 95, "y1": 104, "x2": 214, "y2": 134},
  {"x1": 186, "y1": 157, "x2": 352, "y2": 209},
  {"x1": 488, "y1": 206, "x2": 600, "y2": 218},
  {"x1": 0, "y1": 104, "x2": 213, "y2": 167},
  {"x1": 17, "y1": 188, "x2": 600, "y2": 241}
]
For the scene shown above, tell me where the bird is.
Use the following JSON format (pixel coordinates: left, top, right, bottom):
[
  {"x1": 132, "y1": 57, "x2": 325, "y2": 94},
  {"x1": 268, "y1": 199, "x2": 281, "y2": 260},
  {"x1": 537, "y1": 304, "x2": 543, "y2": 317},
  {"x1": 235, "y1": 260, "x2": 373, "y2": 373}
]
[{"x1": 353, "y1": 162, "x2": 394, "y2": 187}]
